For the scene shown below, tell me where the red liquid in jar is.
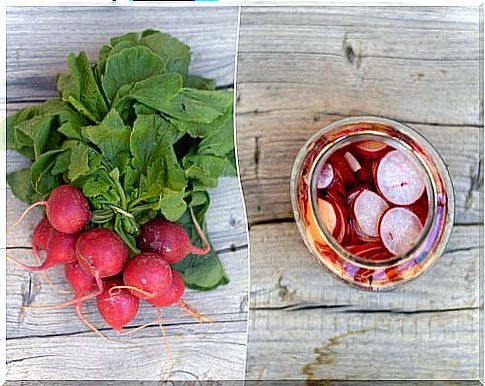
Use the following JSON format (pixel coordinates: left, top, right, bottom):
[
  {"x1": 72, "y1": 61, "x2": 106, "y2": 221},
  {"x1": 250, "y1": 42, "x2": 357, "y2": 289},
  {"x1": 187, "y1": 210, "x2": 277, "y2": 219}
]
[{"x1": 314, "y1": 140, "x2": 429, "y2": 262}]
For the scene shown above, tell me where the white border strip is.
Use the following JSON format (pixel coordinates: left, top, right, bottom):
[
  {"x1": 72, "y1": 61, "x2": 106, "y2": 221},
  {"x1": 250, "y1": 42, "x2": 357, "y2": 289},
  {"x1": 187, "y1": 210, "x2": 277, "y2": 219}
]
[
  {"x1": 232, "y1": 6, "x2": 251, "y2": 383},
  {"x1": 0, "y1": 2, "x2": 6, "y2": 385}
]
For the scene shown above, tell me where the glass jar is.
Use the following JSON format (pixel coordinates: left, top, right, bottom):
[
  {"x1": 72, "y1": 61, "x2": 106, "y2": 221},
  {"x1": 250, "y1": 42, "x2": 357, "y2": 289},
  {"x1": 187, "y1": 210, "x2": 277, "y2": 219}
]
[{"x1": 290, "y1": 116, "x2": 454, "y2": 291}]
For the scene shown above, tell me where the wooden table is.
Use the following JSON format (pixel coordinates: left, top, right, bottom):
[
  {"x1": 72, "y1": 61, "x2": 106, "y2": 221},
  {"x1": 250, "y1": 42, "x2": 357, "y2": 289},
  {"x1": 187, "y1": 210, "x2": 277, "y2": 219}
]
[
  {"x1": 237, "y1": 7, "x2": 482, "y2": 382},
  {"x1": 6, "y1": 7, "x2": 248, "y2": 381}
]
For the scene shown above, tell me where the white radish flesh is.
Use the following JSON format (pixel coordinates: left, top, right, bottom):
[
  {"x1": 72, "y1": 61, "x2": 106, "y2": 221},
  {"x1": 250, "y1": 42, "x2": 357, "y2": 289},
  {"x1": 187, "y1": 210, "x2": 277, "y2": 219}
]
[
  {"x1": 343, "y1": 152, "x2": 361, "y2": 173},
  {"x1": 376, "y1": 150, "x2": 425, "y2": 205},
  {"x1": 379, "y1": 207, "x2": 423, "y2": 256},
  {"x1": 353, "y1": 189, "x2": 389, "y2": 238},
  {"x1": 317, "y1": 163, "x2": 334, "y2": 189}
]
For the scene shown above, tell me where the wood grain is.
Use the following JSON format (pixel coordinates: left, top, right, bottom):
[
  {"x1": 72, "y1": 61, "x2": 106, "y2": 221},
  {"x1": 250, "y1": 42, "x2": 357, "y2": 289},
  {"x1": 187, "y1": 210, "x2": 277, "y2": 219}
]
[
  {"x1": 237, "y1": 6, "x2": 482, "y2": 382},
  {"x1": 247, "y1": 308, "x2": 479, "y2": 380},
  {"x1": 6, "y1": 6, "x2": 238, "y2": 102},
  {"x1": 237, "y1": 111, "x2": 481, "y2": 225},
  {"x1": 249, "y1": 223, "x2": 480, "y2": 312},
  {"x1": 6, "y1": 6, "x2": 247, "y2": 381},
  {"x1": 7, "y1": 320, "x2": 247, "y2": 380},
  {"x1": 238, "y1": 7, "x2": 481, "y2": 126}
]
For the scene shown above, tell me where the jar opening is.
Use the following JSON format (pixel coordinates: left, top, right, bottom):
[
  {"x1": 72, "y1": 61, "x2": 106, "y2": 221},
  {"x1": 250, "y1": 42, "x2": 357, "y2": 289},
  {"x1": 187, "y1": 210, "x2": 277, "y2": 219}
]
[{"x1": 309, "y1": 130, "x2": 436, "y2": 269}]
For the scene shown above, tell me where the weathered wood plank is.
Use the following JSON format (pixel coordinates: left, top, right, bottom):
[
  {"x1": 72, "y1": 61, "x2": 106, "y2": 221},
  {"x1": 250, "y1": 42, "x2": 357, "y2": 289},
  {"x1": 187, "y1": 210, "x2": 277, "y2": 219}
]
[
  {"x1": 237, "y1": 7, "x2": 481, "y2": 126},
  {"x1": 6, "y1": 6, "x2": 238, "y2": 102},
  {"x1": 238, "y1": 7, "x2": 482, "y2": 382},
  {"x1": 5, "y1": 382, "x2": 479, "y2": 386},
  {"x1": 249, "y1": 222, "x2": 479, "y2": 311},
  {"x1": 246, "y1": 308, "x2": 479, "y2": 380},
  {"x1": 6, "y1": 6, "x2": 246, "y2": 380},
  {"x1": 6, "y1": 247, "x2": 247, "y2": 339},
  {"x1": 237, "y1": 111, "x2": 481, "y2": 225},
  {"x1": 7, "y1": 320, "x2": 247, "y2": 380}
]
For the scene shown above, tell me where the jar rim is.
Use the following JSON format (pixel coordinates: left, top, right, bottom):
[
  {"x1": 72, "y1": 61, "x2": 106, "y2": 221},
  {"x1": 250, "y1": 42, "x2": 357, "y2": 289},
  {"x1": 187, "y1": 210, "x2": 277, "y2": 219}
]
[{"x1": 290, "y1": 115, "x2": 455, "y2": 290}]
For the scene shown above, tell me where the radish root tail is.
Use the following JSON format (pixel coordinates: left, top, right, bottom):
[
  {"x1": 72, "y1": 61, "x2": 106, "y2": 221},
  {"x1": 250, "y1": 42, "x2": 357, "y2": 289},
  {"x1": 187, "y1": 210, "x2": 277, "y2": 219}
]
[
  {"x1": 33, "y1": 245, "x2": 72, "y2": 295},
  {"x1": 6, "y1": 254, "x2": 50, "y2": 272},
  {"x1": 23, "y1": 285, "x2": 102, "y2": 310},
  {"x1": 109, "y1": 285, "x2": 154, "y2": 299},
  {"x1": 188, "y1": 207, "x2": 211, "y2": 255},
  {"x1": 75, "y1": 303, "x2": 107, "y2": 340},
  {"x1": 118, "y1": 318, "x2": 164, "y2": 336},
  {"x1": 179, "y1": 300, "x2": 211, "y2": 323},
  {"x1": 8, "y1": 201, "x2": 47, "y2": 232},
  {"x1": 76, "y1": 303, "x2": 135, "y2": 345},
  {"x1": 156, "y1": 308, "x2": 175, "y2": 378}
]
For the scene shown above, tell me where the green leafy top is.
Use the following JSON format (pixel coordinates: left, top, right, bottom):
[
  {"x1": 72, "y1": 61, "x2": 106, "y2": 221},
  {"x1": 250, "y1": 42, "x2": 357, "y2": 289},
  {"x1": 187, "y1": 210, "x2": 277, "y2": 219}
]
[{"x1": 7, "y1": 30, "x2": 236, "y2": 291}]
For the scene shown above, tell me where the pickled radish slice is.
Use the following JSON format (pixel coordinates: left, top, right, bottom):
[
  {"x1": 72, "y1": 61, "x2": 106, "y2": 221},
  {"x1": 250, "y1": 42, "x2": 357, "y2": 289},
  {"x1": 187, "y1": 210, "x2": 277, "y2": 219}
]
[
  {"x1": 318, "y1": 198, "x2": 337, "y2": 233},
  {"x1": 354, "y1": 141, "x2": 388, "y2": 159},
  {"x1": 379, "y1": 207, "x2": 423, "y2": 256},
  {"x1": 317, "y1": 163, "x2": 334, "y2": 189},
  {"x1": 376, "y1": 150, "x2": 425, "y2": 205},
  {"x1": 344, "y1": 152, "x2": 361, "y2": 173},
  {"x1": 353, "y1": 189, "x2": 389, "y2": 238},
  {"x1": 328, "y1": 153, "x2": 355, "y2": 186},
  {"x1": 347, "y1": 188, "x2": 363, "y2": 204},
  {"x1": 317, "y1": 196, "x2": 346, "y2": 243}
]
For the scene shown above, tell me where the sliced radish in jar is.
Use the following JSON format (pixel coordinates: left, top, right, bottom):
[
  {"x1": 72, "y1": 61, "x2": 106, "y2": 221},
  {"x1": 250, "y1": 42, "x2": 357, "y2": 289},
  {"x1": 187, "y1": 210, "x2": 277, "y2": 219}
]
[
  {"x1": 379, "y1": 207, "x2": 423, "y2": 256},
  {"x1": 353, "y1": 189, "x2": 388, "y2": 238},
  {"x1": 317, "y1": 163, "x2": 334, "y2": 189},
  {"x1": 347, "y1": 187, "x2": 363, "y2": 205},
  {"x1": 328, "y1": 153, "x2": 355, "y2": 187},
  {"x1": 376, "y1": 150, "x2": 426, "y2": 205},
  {"x1": 317, "y1": 196, "x2": 346, "y2": 243},
  {"x1": 343, "y1": 152, "x2": 361, "y2": 173},
  {"x1": 318, "y1": 198, "x2": 337, "y2": 234},
  {"x1": 354, "y1": 140, "x2": 389, "y2": 159}
]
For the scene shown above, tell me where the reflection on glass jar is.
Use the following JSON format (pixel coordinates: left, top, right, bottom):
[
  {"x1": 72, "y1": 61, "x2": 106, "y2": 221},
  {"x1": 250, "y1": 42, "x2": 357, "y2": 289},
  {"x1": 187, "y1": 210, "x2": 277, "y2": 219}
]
[{"x1": 290, "y1": 117, "x2": 454, "y2": 291}]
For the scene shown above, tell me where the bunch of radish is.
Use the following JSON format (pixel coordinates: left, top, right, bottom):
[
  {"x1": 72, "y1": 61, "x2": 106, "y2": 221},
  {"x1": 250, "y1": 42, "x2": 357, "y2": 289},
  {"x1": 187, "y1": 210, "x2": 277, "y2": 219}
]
[
  {"x1": 315, "y1": 140, "x2": 428, "y2": 260},
  {"x1": 8, "y1": 185, "x2": 210, "y2": 337}
]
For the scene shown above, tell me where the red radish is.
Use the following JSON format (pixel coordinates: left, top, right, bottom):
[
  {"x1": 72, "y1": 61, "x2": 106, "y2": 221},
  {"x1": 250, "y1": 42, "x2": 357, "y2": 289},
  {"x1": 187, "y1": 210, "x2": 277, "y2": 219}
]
[
  {"x1": 352, "y1": 189, "x2": 389, "y2": 239},
  {"x1": 122, "y1": 253, "x2": 173, "y2": 299},
  {"x1": 145, "y1": 271, "x2": 210, "y2": 323},
  {"x1": 147, "y1": 271, "x2": 185, "y2": 308},
  {"x1": 64, "y1": 261, "x2": 99, "y2": 333},
  {"x1": 379, "y1": 207, "x2": 423, "y2": 256},
  {"x1": 33, "y1": 218, "x2": 53, "y2": 252},
  {"x1": 376, "y1": 150, "x2": 426, "y2": 205},
  {"x1": 317, "y1": 163, "x2": 334, "y2": 189},
  {"x1": 137, "y1": 209, "x2": 210, "y2": 264},
  {"x1": 97, "y1": 277, "x2": 139, "y2": 332},
  {"x1": 343, "y1": 151, "x2": 361, "y2": 173},
  {"x1": 7, "y1": 227, "x2": 78, "y2": 271},
  {"x1": 76, "y1": 228, "x2": 129, "y2": 295},
  {"x1": 65, "y1": 260, "x2": 97, "y2": 296},
  {"x1": 24, "y1": 261, "x2": 97, "y2": 328},
  {"x1": 9, "y1": 185, "x2": 91, "y2": 235},
  {"x1": 317, "y1": 195, "x2": 346, "y2": 243},
  {"x1": 353, "y1": 140, "x2": 389, "y2": 159}
]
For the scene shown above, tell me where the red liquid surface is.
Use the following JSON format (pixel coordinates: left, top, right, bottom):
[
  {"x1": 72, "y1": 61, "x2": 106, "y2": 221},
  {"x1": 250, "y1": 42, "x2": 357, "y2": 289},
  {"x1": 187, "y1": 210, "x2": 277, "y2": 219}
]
[{"x1": 314, "y1": 140, "x2": 429, "y2": 262}]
